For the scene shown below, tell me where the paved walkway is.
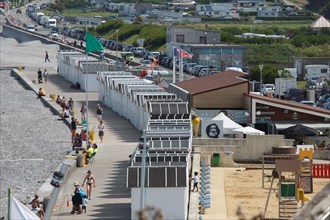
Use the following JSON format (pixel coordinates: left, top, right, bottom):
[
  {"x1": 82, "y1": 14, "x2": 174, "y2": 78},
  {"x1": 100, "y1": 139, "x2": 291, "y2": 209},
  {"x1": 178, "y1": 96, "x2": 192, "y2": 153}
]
[{"x1": 20, "y1": 62, "x2": 141, "y2": 219}]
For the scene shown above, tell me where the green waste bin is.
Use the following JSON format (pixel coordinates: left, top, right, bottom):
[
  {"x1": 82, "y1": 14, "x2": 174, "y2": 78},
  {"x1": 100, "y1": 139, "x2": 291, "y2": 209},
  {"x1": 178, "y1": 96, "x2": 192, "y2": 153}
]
[
  {"x1": 213, "y1": 153, "x2": 220, "y2": 167},
  {"x1": 280, "y1": 183, "x2": 296, "y2": 197}
]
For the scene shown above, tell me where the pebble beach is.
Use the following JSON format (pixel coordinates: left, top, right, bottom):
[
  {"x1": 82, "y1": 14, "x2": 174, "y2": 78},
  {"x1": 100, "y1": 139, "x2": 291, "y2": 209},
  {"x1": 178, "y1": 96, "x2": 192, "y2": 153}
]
[{"x1": 0, "y1": 32, "x2": 70, "y2": 217}]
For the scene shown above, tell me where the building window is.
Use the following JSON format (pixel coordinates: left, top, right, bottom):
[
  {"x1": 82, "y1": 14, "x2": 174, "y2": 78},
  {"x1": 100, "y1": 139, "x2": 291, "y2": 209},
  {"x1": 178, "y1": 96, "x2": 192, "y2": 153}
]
[{"x1": 176, "y1": 35, "x2": 184, "y2": 43}]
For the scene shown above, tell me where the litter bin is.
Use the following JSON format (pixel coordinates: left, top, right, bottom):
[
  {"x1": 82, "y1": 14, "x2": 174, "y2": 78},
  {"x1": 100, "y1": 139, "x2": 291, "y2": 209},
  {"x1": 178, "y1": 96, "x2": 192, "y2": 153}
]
[
  {"x1": 89, "y1": 130, "x2": 95, "y2": 142},
  {"x1": 43, "y1": 196, "x2": 50, "y2": 212},
  {"x1": 77, "y1": 154, "x2": 84, "y2": 167},
  {"x1": 213, "y1": 153, "x2": 220, "y2": 167}
]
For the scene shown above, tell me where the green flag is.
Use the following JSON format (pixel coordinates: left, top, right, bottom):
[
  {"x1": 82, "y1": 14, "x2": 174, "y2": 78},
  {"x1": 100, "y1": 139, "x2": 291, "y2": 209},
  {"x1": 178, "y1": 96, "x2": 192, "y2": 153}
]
[{"x1": 85, "y1": 32, "x2": 104, "y2": 54}]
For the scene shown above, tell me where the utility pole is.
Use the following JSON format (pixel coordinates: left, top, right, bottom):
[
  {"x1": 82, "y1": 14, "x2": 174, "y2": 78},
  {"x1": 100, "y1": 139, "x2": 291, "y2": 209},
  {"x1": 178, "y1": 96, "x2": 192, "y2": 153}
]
[
  {"x1": 115, "y1": 29, "x2": 119, "y2": 61},
  {"x1": 259, "y1": 64, "x2": 264, "y2": 94}
]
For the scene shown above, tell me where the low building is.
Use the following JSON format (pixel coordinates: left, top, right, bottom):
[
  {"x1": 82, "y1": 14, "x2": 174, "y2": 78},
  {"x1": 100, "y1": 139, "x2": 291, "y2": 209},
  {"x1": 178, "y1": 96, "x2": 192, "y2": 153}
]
[
  {"x1": 237, "y1": 0, "x2": 266, "y2": 8},
  {"x1": 166, "y1": 27, "x2": 247, "y2": 70},
  {"x1": 257, "y1": 5, "x2": 282, "y2": 17},
  {"x1": 244, "y1": 93, "x2": 330, "y2": 133},
  {"x1": 168, "y1": 70, "x2": 250, "y2": 109},
  {"x1": 195, "y1": 3, "x2": 239, "y2": 19}
]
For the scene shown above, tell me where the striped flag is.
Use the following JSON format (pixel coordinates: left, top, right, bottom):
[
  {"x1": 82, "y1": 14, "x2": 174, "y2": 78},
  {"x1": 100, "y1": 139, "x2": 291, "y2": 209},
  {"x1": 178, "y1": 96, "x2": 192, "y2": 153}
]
[{"x1": 180, "y1": 49, "x2": 193, "y2": 59}]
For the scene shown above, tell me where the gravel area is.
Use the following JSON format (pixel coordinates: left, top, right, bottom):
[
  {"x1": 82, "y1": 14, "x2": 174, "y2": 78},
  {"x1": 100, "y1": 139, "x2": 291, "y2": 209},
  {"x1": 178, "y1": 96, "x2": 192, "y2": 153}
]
[{"x1": 0, "y1": 35, "x2": 70, "y2": 217}]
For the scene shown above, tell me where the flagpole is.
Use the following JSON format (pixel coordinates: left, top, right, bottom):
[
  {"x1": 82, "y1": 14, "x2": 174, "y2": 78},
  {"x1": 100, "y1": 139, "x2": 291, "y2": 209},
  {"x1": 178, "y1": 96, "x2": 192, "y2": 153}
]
[
  {"x1": 85, "y1": 24, "x2": 89, "y2": 146},
  {"x1": 173, "y1": 48, "x2": 176, "y2": 83},
  {"x1": 8, "y1": 188, "x2": 11, "y2": 220},
  {"x1": 180, "y1": 50, "x2": 183, "y2": 82}
]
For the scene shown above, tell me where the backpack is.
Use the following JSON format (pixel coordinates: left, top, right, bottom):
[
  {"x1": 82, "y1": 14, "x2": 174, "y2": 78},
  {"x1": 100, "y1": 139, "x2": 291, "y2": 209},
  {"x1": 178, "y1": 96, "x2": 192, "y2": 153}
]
[{"x1": 78, "y1": 189, "x2": 87, "y2": 199}]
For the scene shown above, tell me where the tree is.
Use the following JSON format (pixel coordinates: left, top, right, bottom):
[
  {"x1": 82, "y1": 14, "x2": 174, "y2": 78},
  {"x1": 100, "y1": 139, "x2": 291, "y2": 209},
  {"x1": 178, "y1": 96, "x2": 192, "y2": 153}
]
[{"x1": 250, "y1": 64, "x2": 281, "y2": 84}]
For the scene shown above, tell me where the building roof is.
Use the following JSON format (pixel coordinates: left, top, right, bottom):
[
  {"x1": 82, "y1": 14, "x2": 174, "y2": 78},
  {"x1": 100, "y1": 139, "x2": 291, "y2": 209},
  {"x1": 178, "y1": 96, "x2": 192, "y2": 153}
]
[
  {"x1": 246, "y1": 93, "x2": 330, "y2": 118},
  {"x1": 135, "y1": 3, "x2": 152, "y2": 10},
  {"x1": 173, "y1": 70, "x2": 249, "y2": 95},
  {"x1": 310, "y1": 16, "x2": 330, "y2": 29}
]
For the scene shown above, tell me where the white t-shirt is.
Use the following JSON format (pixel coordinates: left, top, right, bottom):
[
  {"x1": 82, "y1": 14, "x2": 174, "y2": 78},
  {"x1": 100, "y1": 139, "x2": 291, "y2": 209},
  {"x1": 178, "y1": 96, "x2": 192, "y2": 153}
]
[
  {"x1": 98, "y1": 124, "x2": 104, "y2": 131},
  {"x1": 194, "y1": 175, "x2": 198, "y2": 184}
]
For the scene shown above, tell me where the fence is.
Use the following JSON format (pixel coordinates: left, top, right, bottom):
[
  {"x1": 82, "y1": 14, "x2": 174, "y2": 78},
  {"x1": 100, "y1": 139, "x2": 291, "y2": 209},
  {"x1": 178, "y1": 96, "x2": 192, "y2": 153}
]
[{"x1": 313, "y1": 163, "x2": 330, "y2": 178}]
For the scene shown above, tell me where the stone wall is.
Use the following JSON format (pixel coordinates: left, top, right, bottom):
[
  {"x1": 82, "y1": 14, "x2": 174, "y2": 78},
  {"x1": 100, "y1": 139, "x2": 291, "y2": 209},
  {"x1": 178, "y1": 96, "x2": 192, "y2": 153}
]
[{"x1": 193, "y1": 135, "x2": 293, "y2": 161}]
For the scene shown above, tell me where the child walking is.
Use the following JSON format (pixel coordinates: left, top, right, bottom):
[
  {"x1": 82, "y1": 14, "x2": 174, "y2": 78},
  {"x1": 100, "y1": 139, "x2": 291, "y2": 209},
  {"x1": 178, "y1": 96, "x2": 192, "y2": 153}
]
[
  {"x1": 191, "y1": 171, "x2": 199, "y2": 192},
  {"x1": 82, "y1": 197, "x2": 88, "y2": 213}
]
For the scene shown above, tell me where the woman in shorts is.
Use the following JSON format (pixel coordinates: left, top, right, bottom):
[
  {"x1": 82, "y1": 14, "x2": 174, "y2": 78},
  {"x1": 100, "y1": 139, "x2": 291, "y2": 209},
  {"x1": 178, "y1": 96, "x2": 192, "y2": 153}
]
[{"x1": 98, "y1": 120, "x2": 105, "y2": 143}]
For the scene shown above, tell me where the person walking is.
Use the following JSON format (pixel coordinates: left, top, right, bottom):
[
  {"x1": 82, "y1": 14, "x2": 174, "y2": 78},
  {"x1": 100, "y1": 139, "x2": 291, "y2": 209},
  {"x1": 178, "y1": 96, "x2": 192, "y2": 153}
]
[
  {"x1": 43, "y1": 68, "x2": 48, "y2": 83},
  {"x1": 191, "y1": 171, "x2": 199, "y2": 192},
  {"x1": 45, "y1": 51, "x2": 50, "y2": 63},
  {"x1": 67, "y1": 97, "x2": 74, "y2": 109},
  {"x1": 37, "y1": 68, "x2": 42, "y2": 83},
  {"x1": 96, "y1": 104, "x2": 103, "y2": 122},
  {"x1": 71, "y1": 181, "x2": 85, "y2": 214},
  {"x1": 82, "y1": 170, "x2": 96, "y2": 200},
  {"x1": 80, "y1": 104, "x2": 87, "y2": 121},
  {"x1": 98, "y1": 120, "x2": 105, "y2": 143}
]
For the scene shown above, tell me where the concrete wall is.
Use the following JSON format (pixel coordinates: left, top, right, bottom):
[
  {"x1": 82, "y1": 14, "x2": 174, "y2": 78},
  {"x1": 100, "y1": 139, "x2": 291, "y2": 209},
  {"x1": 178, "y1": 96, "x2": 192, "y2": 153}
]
[
  {"x1": 131, "y1": 187, "x2": 189, "y2": 220},
  {"x1": 193, "y1": 135, "x2": 293, "y2": 160}
]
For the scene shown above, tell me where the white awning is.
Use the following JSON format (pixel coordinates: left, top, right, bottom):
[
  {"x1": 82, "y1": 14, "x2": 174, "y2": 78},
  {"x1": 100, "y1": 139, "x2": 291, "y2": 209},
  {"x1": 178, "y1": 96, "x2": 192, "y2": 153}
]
[{"x1": 275, "y1": 122, "x2": 330, "y2": 130}]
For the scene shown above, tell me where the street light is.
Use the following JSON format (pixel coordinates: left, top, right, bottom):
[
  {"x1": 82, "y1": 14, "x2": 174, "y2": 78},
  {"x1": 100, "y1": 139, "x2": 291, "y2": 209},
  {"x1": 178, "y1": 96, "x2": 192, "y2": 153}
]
[
  {"x1": 277, "y1": 69, "x2": 283, "y2": 77},
  {"x1": 204, "y1": 31, "x2": 207, "y2": 45},
  {"x1": 115, "y1": 29, "x2": 119, "y2": 61},
  {"x1": 259, "y1": 64, "x2": 264, "y2": 93}
]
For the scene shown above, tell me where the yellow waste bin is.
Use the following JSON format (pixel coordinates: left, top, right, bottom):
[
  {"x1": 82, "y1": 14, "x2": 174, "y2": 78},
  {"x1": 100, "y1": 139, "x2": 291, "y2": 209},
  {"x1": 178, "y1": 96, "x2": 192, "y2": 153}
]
[{"x1": 89, "y1": 130, "x2": 95, "y2": 142}]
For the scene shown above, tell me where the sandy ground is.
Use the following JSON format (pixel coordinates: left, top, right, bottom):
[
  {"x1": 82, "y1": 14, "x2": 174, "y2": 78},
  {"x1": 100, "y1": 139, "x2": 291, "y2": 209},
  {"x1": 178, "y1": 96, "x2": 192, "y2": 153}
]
[{"x1": 224, "y1": 169, "x2": 330, "y2": 219}]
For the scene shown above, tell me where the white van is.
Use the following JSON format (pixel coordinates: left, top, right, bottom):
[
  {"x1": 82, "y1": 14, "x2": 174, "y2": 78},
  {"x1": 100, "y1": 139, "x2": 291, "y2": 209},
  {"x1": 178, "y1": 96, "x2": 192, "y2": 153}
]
[{"x1": 47, "y1": 18, "x2": 56, "y2": 28}]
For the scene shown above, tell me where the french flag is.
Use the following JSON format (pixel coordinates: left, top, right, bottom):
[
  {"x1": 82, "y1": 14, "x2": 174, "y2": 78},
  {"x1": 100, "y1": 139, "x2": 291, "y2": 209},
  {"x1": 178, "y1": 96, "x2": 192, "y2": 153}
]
[{"x1": 173, "y1": 47, "x2": 180, "y2": 57}]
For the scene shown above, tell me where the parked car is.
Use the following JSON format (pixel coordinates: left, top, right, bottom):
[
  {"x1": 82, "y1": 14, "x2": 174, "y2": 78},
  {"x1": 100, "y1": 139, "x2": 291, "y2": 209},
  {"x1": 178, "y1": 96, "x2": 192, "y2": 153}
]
[
  {"x1": 26, "y1": 24, "x2": 36, "y2": 31},
  {"x1": 123, "y1": 45, "x2": 134, "y2": 52},
  {"x1": 148, "y1": 52, "x2": 160, "y2": 61},
  {"x1": 49, "y1": 30, "x2": 59, "y2": 38},
  {"x1": 283, "y1": 88, "x2": 303, "y2": 102},
  {"x1": 134, "y1": 47, "x2": 144, "y2": 57},
  {"x1": 183, "y1": 63, "x2": 196, "y2": 72},
  {"x1": 300, "y1": 100, "x2": 316, "y2": 107},
  {"x1": 261, "y1": 84, "x2": 275, "y2": 96},
  {"x1": 140, "y1": 60, "x2": 152, "y2": 68}
]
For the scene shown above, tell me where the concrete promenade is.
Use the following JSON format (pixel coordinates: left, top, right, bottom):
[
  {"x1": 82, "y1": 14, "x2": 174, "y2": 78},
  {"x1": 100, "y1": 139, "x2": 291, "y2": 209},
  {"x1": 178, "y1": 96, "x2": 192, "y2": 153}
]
[
  {"x1": 18, "y1": 66, "x2": 231, "y2": 220},
  {"x1": 20, "y1": 66, "x2": 141, "y2": 219}
]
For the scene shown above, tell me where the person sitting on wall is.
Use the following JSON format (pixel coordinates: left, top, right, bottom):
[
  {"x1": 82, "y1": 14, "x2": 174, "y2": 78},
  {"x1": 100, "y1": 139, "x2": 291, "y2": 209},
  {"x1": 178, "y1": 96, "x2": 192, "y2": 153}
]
[
  {"x1": 70, "y1": 82, "x2": 81, "y2": 89},
  {"x1": 72, "y1": 133, "x2": 82, "y2": 150},
  {"x1": 37, "y1": 88, "x2": 46, "y2": 98}
]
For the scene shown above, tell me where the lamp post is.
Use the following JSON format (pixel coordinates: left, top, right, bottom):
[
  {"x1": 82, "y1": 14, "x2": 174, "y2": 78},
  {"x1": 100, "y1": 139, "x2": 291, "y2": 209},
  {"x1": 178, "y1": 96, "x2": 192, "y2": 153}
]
[
  {"x1": 115, "y1": 29, "x2": 119, "y2": 61},
  {"x1": 204, "y1": 31, "x2": 207, "y2": 45},
  {"x1": 259, "y1": 64, "x2": 264, "y2": 93}
]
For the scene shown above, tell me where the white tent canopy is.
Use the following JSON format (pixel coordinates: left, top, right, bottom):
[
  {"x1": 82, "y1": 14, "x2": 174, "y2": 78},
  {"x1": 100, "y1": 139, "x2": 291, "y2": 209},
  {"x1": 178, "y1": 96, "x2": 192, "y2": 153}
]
[
  {"x1": 212, "y1": 112, "x2": 243, "y2": 134},
  {"x1": 233, "y1": 126, "x2": 265, "y2": 135}
]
